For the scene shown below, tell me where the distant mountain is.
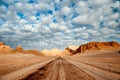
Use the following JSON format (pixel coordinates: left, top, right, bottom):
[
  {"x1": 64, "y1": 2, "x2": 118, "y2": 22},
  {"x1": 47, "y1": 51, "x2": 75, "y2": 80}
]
[
  {"x1": 66, "y1": 41, "x2": 120, "y2": 54},
  {"x1": 1, "y1": 41, "x2": 120, "y2": 56},
  {"x1": 41, "y1": 48, "x2": 73, "y2": 56},
  {"x1": 41, "y1": 48, "x2": 62, "y2": 56},
  {"x1": 0, "y1": 42, "x2": 44, "y2": 56}
]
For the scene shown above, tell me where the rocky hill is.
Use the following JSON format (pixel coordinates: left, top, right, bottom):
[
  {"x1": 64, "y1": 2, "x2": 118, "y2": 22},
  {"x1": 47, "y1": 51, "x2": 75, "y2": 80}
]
[
  {"x1": 1, "y1": 41, "x2": 120, "y2": 56},
  {"x1": 0, "y1": 42, "x2": 12, "y2": 53},
  {"x1": 65, "y1": 45, "x2": 78, "y2": 54},
  {"x1": 41, "y1": 48, "x2": 73, "y2": 56},
  {"x1": 0, "y1": 42, "x2": 44, "y2": 56},
  {"x1": 69, "y1": 41, "x2": 120, "y2": 54},
  {"x1": 41, "y1": 48, "x2": 62, "y2": 56}
]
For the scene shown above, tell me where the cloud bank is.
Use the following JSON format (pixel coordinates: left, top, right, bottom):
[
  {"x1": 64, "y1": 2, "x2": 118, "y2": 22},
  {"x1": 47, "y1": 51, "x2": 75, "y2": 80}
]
[{"x1": 0, "y1": 0, "x2": 120, "y2": 50}]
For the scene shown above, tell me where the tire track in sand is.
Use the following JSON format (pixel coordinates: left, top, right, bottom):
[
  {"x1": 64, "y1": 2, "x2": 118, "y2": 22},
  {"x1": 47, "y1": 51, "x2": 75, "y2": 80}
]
[
  {"x1": 23, "y1": 57, "x2": 94, "y2": 80},
  {"x1": 66, "y1": 58, "x2": 120, "y2": 80}
]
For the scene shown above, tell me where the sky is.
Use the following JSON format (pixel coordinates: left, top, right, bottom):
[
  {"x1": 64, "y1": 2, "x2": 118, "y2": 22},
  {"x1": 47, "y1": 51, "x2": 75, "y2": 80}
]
[{"x1": 0, "y1": 0, "x2": 120, "y2": 50}]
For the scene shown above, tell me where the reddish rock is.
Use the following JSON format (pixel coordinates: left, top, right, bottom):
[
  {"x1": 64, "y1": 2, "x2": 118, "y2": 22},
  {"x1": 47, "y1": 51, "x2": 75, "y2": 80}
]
[
  {"x1": 65, "y1": 47, "x2": 76, "y2": 54},
  {"x1": 66, "y1": 41, "x2": 120, "y2": 54},
  {"x1": 11, "y1": 45, "x2": 27, "y2": 53},
  {"x1": 75, "y1": 41, "x2": 120, "y2": 53},
  {"x1": 0, "y1": 42, "x2": 4, "y2": 46},
  {"x1": 15, "y1": 45, "x2": 23, "y2": 51},
  {"x1": 0, "y1": 42, "x2": 44, "y2": 56},
  {"x1": 0, "y1": 42, "x2": 12, "y2": 53}
]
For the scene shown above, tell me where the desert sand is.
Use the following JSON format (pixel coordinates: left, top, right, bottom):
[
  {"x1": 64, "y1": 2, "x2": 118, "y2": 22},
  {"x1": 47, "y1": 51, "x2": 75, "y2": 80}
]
[{"x1": 0, "y1": 41, "x2": 120, "y2": 80}]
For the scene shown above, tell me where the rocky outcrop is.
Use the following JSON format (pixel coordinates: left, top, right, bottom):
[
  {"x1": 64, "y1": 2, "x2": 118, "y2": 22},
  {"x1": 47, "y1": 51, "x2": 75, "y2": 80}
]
[
  {"x1": 0, "y1": 42, "x2": 12, "y2": 53},
  {"x1": 10, "y1": 45, "x2": 26, "y2": 53},
  {"x1": 75, "y1": 41, "x2": 120, "y2": 53},
  {"x1": 0, "y1": 42, "x2": 4, "y2": 46},
  {"x1": 41, "y1": 48, "x2": 62, "y2": 56},
  {"x1": 60, "y1": 49, "x2": 72, "y2": 56},
  {"x1": 0, "y1": 42, "x2": 44, "y2": 56},
  {"x1": 65, "y1": 47, "x2": 76, "y2": 54},
  {"x1": 41, "y1": 48, "x2": 73, "y2": 56},
  {"x1": 65, "y1": 45, "x2": 78, "y2": 54},
  {"x1": 15, "y1": 45, "x2": 23, "y2": 51}
]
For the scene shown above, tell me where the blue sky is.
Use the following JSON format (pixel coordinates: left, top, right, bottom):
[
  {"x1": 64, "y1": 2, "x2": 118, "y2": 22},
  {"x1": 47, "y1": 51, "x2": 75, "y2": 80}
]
[{"x1": 0, "y1": 0, "x2": 120, "y2": 50}]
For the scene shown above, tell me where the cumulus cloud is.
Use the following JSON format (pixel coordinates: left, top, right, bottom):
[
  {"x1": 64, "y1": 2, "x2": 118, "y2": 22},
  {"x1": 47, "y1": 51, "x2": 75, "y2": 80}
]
[
  {"x1": 0, "y1": 0, "x2": 120, "y2": 50},
  {"x1": 61, "y1": 6, "x2": 71, "y2": 15}
]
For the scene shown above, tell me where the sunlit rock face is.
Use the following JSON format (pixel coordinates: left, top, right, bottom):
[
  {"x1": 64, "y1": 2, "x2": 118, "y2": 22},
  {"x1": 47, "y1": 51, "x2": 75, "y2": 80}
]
[
  {"x1": 15, "y1": 45, "x2": 23, "y2": 51},
  {"x1": 41, "y1": 48, "x2": 72, "y2": 56},
  {"x1": 65, "y1": 45, "x2": 79, "y2": 54},
  {"x1": 75, "y1": 41, "x2": 120, "y2": 53},
  {"x1": 0, "y1": 42, "x2": 4, "y2": 46},
  {"x1": 0, "y1": 41, "x2": 120, "y2": 56},
  {"x1": 0, "y1": 42, "x2": 12, "y2": 53},
  {"x1": 0, "y1": 42, "x2": 44, "y2": 56},
  {"x1": 41, "y1": 41, "x2": 120, "y2": 56},
  {"x1": 41, "y1": 48, "x2": 62, "y2": 56},
  {"x1": 67, "y1": 45, "x2": 78, "y2": 51}
]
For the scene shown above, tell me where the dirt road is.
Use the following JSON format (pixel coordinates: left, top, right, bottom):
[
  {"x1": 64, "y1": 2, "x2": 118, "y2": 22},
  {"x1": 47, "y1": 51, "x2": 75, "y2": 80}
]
[
  {"x1": 23, "y1": 57, "x2": 95, "y2": 80},
  {"x1": 1, "y1": 52, "x2": 120, "y2": 80}
]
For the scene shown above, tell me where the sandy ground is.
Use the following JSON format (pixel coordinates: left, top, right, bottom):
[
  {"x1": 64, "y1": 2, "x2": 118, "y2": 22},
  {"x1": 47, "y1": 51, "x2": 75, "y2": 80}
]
[
  {"x1": 23, "y1": 57, "x2": 94, "y2": 80},
  {"x1": 0, "y1": 53, "x2": 55, "y2": 76},
  {"x1": 0, "y1": 50, "x2": 120, "y2": 80},
  {"x1": 66, "y1": 50, "x2": 120, "y2": 80}
]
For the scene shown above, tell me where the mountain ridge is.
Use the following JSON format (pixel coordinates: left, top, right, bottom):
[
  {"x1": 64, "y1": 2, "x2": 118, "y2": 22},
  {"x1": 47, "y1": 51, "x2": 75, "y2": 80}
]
[
  {"x1": 68, "y1": 41, "x2": 120, "y2": 54},
  {"x1": 0, "y1": 41, "x2": 120, "y2": 56}
]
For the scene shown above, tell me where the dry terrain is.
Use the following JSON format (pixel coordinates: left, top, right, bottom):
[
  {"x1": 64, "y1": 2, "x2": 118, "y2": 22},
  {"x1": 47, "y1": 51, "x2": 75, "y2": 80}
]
[
  {"x1": 0, "y1": 50, "x2": 120, "y2": 80},
  {"x1": 0, "y1": 53, "x2": 55, "y2": 77}
]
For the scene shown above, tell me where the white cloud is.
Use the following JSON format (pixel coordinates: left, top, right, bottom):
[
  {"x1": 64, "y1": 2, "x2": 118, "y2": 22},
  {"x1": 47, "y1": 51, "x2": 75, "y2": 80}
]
[
  {"x1": 107, "y1": 21, "x2": 119, "y2": 28},
  {"x1": 28, "y1": 16, "x2": 36, "y2": 22},
  {"x1": 88, "y1": 0, "x2": 113, "y2": 6},
  {"x1": 61, "y1": 6, "x2": 71, "y2": 15},
  {"x1": 0, "y1": 0, "x2": 120, "y2": 50},
  {"x1": 77, "y1": 1, "x2": 87, "y2": 7},
  {"x1": 35, "y1": 3, "x2": 49, "y2": 11},
  {"x1": 73, "y1": 14, "x2": 92, "y2": 25},
  {"x1": 19, "y1": 19, "x2": 27, "y2": 25},
  {"x1": 0, "y1": 6, "x2": 6, "y2": 13},
  {"x1": 110, "y1": 13, "x2": 120, "y2": 20},
  {"x1": 21, "y1": 25, "x2": 34, "y2": 32},
  {"x1": 41, "y1": 15, "x2": 52, "y2": 25},
  {"x1": 15, "y1": 2, "x2": 23, "y2": 11}
]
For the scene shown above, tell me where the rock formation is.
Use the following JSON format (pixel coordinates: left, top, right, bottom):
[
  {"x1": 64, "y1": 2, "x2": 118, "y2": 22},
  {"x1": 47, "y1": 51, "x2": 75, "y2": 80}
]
[
  {"x1": 1, "y1": 41, "x2": 120, "y2": 56},
  {"x1": 10, "y1": 45, "x2": 26, "y2": 53},
  {"x1": 0, "y1": 42, "x2": 12, "y2": 53},
  {"x1": 41, "y1": 49, "x2": 50, "y2": 56},
  {"x1": 41, "y1": 48, "x2": 62, "y2": 56},
  {"x1": 60, "y1": 49, "x2": 72, "y2": 56},
  {"x1": 15, "y1": 45, "x2": 23, "y2": 51},
  {"x1": 0, "y1": 42, "x2": 44, "y2": 56},
  {"x1": 74, "y1": 41, "x2": 120, "y2": 53},
  {"x1": 67, "y1": 45, "x2": 78, "y2": 50},
  {"x1": 0, "y1": 42, "x2": 4, "y2": 46}
]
